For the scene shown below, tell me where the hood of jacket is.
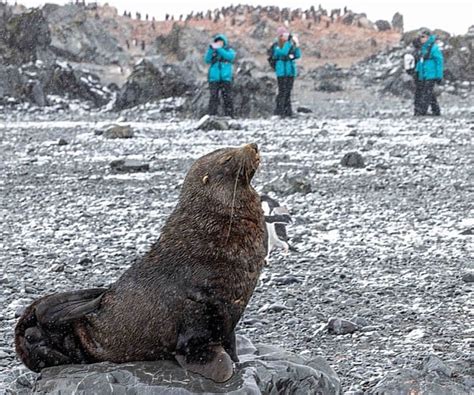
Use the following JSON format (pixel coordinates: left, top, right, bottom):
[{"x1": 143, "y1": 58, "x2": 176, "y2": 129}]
[
  {"x1": 213, "y1": 33, "x2": 229, "y2": 48},
  {"x1": 423, "y1": 34, "x2": 437, "y2": 49}
]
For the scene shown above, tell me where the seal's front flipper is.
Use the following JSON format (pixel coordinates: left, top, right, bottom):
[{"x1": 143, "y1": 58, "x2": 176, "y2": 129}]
[
  {"x1": 175, "y1": 345, "x2": 233, "y2": 383},
  {"x1": 223, "y1": 330, "x2": 239, "y2": 363},
  {"x1": 35, "y1": 288, "x2": 106, "y2": 325}
]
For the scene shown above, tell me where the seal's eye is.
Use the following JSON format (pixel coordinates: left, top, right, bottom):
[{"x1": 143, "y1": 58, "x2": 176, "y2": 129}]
[{"x1": 202, "y1": 174, "x2": 209, "y2": 184}]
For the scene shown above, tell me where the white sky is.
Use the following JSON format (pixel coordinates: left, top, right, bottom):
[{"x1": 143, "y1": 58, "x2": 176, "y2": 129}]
[{"x1": 16, "y1": 0, "x2": 474, "y2": 35}]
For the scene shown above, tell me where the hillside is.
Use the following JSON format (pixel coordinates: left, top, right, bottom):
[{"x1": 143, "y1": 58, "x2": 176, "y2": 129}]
[{"x1": 0, "y1": 2, "x2": 472, "y2": 114}]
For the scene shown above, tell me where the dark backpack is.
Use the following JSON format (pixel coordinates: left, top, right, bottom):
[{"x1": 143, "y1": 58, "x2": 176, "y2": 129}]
[
  {"x1": 267, "y1": 42, "x2": 296, "y2": 70},
  {"x1": 267, "y1": 43, "x2": 277, "y2": 70},
  {"x1": 405, "y1": 40, "x2": 435, "y2": 76}
]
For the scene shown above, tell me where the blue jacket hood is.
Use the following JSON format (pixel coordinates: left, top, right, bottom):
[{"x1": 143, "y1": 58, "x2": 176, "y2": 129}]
[
  {"x1": 425, "y1": 34, "x2": 437, "y2": 47},
  {"x1": 213, "y1": 34, "x2": 229, "y2": 47}
]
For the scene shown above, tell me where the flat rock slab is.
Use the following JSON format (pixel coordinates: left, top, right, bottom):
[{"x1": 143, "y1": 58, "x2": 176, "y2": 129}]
[
  {"x1": 98, "y1": 125, "x2": 135, "y2": 139},
  {"x1": 9, "y1": 336, "x2": 341, "y2": 394},
  {"x1": 110, "y1": 159, "x2": 150, "y2": 172}
]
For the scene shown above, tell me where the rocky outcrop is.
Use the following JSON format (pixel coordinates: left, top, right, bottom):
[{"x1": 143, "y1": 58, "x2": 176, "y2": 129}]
[
  {"x1": 392, "y1": 12, "x2": 404, "y2": 33},
  {"x1": 42, "y1": 3, "x2": 127, "y2": 65},
  {"x1": 443, "y1": 34, "x2": 474, "y2": 81},
  {"x1": 369, "y1": 354, "x2": 472, "y2": 394},
  {"x1": 0, "y1": 66, "x2": 23, "y2": 103},
  {"x1": 153, "y1": 23, "x2": 209, "y2": 64},
  {"x1": 0, "y1": 8, "x2": 52, "y2": 65},
  {"x1": 8, "y1": 336, "x2": 342, "y2": 394},
  {"x1": 114, "y1": 59, "x2": 196, "y2": 110},
  {"x1": 309, "y1": 63, "x2": 347, "y2": 92},
  {"x1": 0, "y1": 5, "x2": 112, "y2": 107},
  {"x1": 0, "y1": 61, "x2": 112, "y2": 107},
  {"x1": 44, "y1": 62, "x2": 113, "y2": 106}
]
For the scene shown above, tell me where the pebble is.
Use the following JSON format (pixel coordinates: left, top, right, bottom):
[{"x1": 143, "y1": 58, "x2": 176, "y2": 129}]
[
  {"x1": 272, "y1": 275, "x2": 302, "y2": 286},
  {"x1": 340, "y1": 152, "x2": 365, "y2": 168},
  {"x1": 327, "y1": 317, "x2": 359, "y2": 335},
  {"x1": 110, "y1": 159, "x2": 150, "y2": 173},
  {"x1": 461, "y1": 272, "x2": 474, "y2": 283},
  {"x1": 258, "y1": 303, "x2": 291, "y2": 314}
]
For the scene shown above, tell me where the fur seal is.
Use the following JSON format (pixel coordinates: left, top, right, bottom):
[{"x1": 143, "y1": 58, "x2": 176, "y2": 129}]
[{"x1": 15, "y1": 143, "x2": 266, "y2": 383}]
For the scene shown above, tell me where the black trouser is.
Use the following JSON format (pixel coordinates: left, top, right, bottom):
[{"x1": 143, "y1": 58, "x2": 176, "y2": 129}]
[
  {"x1": 414, "y1": 80, "x2": 440, "y2": 116},
  {"x1": 275, "y1": 77, "x2": 294, "y2": 117},
  {"x1": 208, "y1": 81, "x2": 233, "y2": 117}
]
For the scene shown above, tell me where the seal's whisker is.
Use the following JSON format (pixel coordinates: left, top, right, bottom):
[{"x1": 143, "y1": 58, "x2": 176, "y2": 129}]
[{"x1": 226, "y1": 158, "x2": 244, "y2": 242}]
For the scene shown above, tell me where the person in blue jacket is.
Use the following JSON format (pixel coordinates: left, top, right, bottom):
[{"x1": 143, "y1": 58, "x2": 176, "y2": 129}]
[
  {"x1": 204, "y1": 34, "x2": 236, "y2": 117},
  {"x1": 270, "y1": 26, "x2": 302, "y2": 117},
  {"x1": 414, "y1": 30, "x2": 444, "y2": 116}
]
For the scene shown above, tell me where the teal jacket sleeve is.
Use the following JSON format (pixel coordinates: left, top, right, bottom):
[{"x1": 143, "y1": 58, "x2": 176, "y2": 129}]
[
  {"x1": 216, "y1": 47, "x2": 236, "y2": 62},
  {"x1": 431, "y1": 45, "x2": 444, "y2": 79},
  {"x1": 293, "y1": 47, "x2": 302, "y2": 60},
  {"x1": 204, "y1": 47, "x2": 214, "y2": 64}
]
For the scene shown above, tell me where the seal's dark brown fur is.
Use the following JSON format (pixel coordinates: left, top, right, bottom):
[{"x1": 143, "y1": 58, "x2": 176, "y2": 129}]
[{"x1": 15, "y1": 143, "x2": 265, "y2": 382}]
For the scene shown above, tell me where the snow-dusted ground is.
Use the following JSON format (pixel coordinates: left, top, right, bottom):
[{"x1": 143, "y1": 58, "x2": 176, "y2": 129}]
[{"x1": 0, "y1": 110, "x2": 472, "y2": 392}]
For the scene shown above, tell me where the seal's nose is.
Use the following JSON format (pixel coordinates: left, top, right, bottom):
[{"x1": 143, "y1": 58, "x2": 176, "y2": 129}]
[{"x1": 246, "y1": 143, "x2": 258, "y2": 153}]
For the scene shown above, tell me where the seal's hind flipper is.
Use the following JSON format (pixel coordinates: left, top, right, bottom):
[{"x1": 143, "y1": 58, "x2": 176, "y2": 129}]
[
  {"x1": 175, "y1": 345, "x2": 233, "y2": 383},
  {"x1": 15, "y1": 288, "x2": 107, "y2": 372},
  {"x1": 36, "y1": 288, "x2": 106, "y2": 325}
]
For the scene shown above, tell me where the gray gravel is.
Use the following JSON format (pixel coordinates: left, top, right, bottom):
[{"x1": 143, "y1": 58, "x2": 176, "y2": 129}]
[{"x1": 0, "y1": 106, "x2": 473, "y2": 393}]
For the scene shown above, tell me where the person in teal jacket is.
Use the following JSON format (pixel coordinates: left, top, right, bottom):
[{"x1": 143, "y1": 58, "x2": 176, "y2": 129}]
[
  {"x1": 270, "y1": 26, "x2": 302, "y2": 117},
  {"x1": 414, "y1": 30, "x2": 443, "y2": 116},
  {"x1": 204, "y1": 34, "x2": 236, "y2": 117}
]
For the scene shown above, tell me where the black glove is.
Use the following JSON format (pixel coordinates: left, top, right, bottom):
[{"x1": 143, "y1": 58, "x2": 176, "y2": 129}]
[
  {"x1": 288, "y1": 34, "x2": 293, "y2": 42},
  {"x1": 435, "y1": 79, "x2": 443, "y2": 85}
]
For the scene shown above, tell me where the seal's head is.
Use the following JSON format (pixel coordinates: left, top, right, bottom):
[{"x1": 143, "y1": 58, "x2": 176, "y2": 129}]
[{"x1": 181, "y1": 143, "x2": 261, "y2": 207}]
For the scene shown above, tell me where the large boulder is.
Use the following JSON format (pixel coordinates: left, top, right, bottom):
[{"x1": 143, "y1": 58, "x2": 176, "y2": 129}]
[
  {"x1": 309, "y1": 63, "x2": 347, "y2": 92},
  {"x1": 114, "y1": 59, "x2": 197, "y2": 110},
  {"x1": 187, "y1": 61, "x2": 275, "y2": 118},
  {"x1": 382, "y1": 69, "x2": 416, "y2": 98},
  {"x1": 369, "y1": 354, "x2": 472, "y2": 394},
  {"x1": 375, "y1": 20, "x2": 392, "y2": 32},
  {"x1": 153, "y1": 23, "x2": 210, "y2": 63},
  {"x1": 341, "y1": 11, "x2": 355, "y2": 25},
  {"x1": 0, "y1": 61, "x2": 112, "y2": 107},
  {"x1": 443, "y1": 35, "x2": 474, "y2": 81},
  {"x1": 8, "y1": 336, "x2": 342, "y2": 394},
  {"x1": 356, "y1": 15, "x2": 375, "y2": 30},
  {"x1": 392, "y1": 12, "x2": 404, "y2": 33},
  {"x1": 42, "y1": 3, "x2": 126, "y2": 65},
  {"x1": 43, "y1": 62, "x2": 112, "y2": 106},
  {"x1": 0, "y1": 8, "x2": 51, "y2": 65},
  {"x1": 0, "y1": 65, "x2": 23, "y2": 101}
]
